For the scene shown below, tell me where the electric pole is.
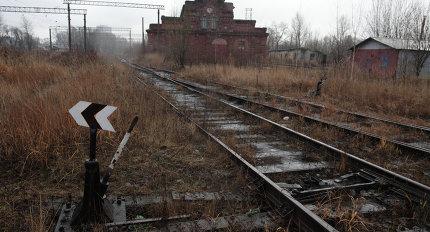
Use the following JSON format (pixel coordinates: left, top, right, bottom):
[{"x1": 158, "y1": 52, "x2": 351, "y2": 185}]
[
  {"x1": 84, "y1": 13, "x2": 87, "y2": 52},
  {"x1": 129, "y1": 29, "x2": 132, "y2": 57},
  {"x1": 157, "y1": 9, "x2": 160, "y2": 48},
  {"x1": 142, "y1": 17, "x2": 145, "y2": 46},
  {"x1": 0, "y1": 6, "x2": 87, "y2": 52},
  {"x1": 68, "y1": 3, "x2": 72, "y2": 51},
  {"x1": 63, "y1": 0, "x2": 164, "y2": 52},
  {"x1": 49, "y1": 28, "x2": 52, "y2": 50}
]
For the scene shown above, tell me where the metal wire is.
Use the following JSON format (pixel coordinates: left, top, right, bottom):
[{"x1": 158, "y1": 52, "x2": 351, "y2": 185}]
[
  {"x1": 0, "y1": 5, "x2": 87, "y2": 15},
  {"x1": 63, "y1": 0, "x2": 164, "y2": 10},
  {"x1": 49, "y1": 26, "x2": 131, "y2": 32}
]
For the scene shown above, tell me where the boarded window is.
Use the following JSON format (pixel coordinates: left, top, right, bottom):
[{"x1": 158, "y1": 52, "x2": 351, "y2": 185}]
[
  {"x1": 201, "y1": 17, "x2": 218, "y2": 29},
  {"x1": 201, "y1": 17, "x2": 209, "y2": 29},
  {"x1": 238, "y1": 40, "x2": 246, "y2": 50},
  {"x1": 210, "y1": 18, "x2": 218, "y2": 29}
]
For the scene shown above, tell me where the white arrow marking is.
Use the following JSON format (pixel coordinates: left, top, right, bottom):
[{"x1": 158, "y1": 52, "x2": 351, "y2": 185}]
[
  {"x1": 69, "y1": 101, "x2": 92, "y2": 128},
  {"x1": 95, "y1": 105, "x2": 117, "y2": 132}
]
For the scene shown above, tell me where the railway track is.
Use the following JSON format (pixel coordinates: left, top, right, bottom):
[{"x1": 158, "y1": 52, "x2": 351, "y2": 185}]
[
  {"x1": 130, "y1": 64, "x2": 429, "y2": 231},
  {"x1": 156, "y1": 71, "x2": 430, "y2": 187},
  {"x1": 208, "y1": 81, "x2": 430, "y2": 141}
]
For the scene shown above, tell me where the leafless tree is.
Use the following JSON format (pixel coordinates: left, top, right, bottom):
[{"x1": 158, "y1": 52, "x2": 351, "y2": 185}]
[
  {"x1": 165, "y1": 21, "x2": 190, "y2": 67},
  {"x1": 366, "y1": 0, "x2": 430, "y2": 77},
  {"x1": 21, "y1": 16, "x2": 37, "y2": 51},
  {"x1": 0, "y1": 13, "x2": 3, "y2": 34},
  {"x1": 331, "y1": 15, "x2": 354, "y2": 63},
  {"x1": 267, "y1": 22, "x2": 288, "y2": 50},
  {"x1": 290, "y1": 13, "x2": 309, "y2": 48},
  {"x1": 367, "y1": 0, "x2": 428, "y2": 40},
  {"x1": 11, "y1": 27, "x2": 24, "y2": 49}
]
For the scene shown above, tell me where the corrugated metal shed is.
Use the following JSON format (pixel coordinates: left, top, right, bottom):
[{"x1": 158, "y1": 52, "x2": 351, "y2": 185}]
[
  {"x1": 351, "y1": 37, "x2": 430, "y2": 78},
  {"x1": 352, "y1": 37, "x2": 430, "y2": 51}
]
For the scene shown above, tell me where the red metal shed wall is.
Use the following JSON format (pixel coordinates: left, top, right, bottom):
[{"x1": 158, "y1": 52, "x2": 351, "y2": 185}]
[{"x1": 353, "y1": 49, "x2": 399, "y2": 77}]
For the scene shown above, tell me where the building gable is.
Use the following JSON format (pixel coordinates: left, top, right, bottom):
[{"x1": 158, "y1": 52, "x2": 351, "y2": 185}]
[
  {"x1": 146, "y1": 0, "x2": 268, "y2": 64},
  {"x1": 358, "y1": 40, "x2": 393, "y2": 50}
]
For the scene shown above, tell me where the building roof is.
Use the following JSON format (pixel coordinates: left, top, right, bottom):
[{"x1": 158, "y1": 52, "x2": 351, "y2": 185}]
[
  {"x1": 352, "y1": 37, "x2": 430, "y2": 51},
  {"x1": 269, "y1": 47, "x2": 326, "y2": 55}
]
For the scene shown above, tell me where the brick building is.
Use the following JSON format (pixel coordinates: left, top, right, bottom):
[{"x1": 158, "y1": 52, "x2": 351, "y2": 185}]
[{"x1": 146, "y1": 0, "x2": 268, "y2": 64}]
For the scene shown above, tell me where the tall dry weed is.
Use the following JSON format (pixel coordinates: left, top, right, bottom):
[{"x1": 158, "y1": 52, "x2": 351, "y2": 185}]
[{"x1": 182, "y1": 64, "x2": 430, "y2": 123}]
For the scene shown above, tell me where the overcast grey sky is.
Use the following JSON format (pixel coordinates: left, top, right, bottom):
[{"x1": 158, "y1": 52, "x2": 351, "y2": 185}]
[{"x1": 0, "y1": 0, "x2": 424, "y2": 41}]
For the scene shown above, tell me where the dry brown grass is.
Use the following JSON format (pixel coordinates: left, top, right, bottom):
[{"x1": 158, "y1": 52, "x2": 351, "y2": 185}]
[
  {"x1": 136, "y1": 52, "x2": 174, "y2": 69},
  {"x1": 181, "y1": 64, "x2": 430, "y2": 125},
  {"x1": 0, "y1": 50, "x2": 256, "y2": 231}
]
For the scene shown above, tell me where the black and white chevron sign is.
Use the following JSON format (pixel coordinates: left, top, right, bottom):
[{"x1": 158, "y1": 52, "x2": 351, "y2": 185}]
[{"x1": 69, "y1": 101, "x2": 117, "y2": 132}]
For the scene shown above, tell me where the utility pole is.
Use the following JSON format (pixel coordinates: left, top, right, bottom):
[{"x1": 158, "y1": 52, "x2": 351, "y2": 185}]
[
  {"x1": 84, "y1": 13, "x2": 87, "y2": 52},
  {"x1": 129, "y1": 30, "x2": 132, "y2": 58},
  {"x1": 157, "y1": 9, "x2": 160, "y2": 48},
  {"x1": 68, "y1": 3, "x2": 72, "y2": 52},
  {"x1": 49, "y1": 28, "x2": 52, "y2": 50},
  {"x1": 0, "y1": 6, "x2": 86, "y2": 51},
  {"x1": 245, "y1": 8, "x2": 252, "y2": 20},
  {"x1": 63, "y1": 0, "x2": 164, "y2": 50},
  {"x1": 142, "y1": 17, "x2": 145, "y2": 46}
]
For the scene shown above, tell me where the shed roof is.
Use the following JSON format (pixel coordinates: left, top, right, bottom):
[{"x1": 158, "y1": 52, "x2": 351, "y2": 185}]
[
  {"x1": 352, "y1": 37, "x2": 430, "y2": 51},
  {"x1": 269, "y1": 47, "x2": 326, "y2": 55}
]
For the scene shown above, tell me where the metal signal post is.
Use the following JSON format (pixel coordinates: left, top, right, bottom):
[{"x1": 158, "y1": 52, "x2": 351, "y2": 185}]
[{"x1": 68, "y1": 101, "x2": 118, "y2": 226}]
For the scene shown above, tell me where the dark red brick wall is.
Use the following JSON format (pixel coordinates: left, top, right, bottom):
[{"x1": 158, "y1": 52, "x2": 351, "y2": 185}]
[
  {"x1": 353, "y1": 49, "x2": 399, "y2": 77},
  {"x1": 147, "y1": 0, "x2": 268, "y2": 64}
]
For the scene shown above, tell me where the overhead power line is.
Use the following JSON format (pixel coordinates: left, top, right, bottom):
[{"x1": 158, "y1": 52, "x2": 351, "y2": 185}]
[
  {"x1": 0, "y1": 5, "x2": 87, "y2": 15},
  {"x1": 63, "y1": 0, "x2": 165, "y2": 10},
  {"x1": 64, "y1": 0, "x2": 165, "y2": 48},
  {"x1": 0, "y1": 5, "x2": 88, "y2": 52},
  {"x1": 50, "y1": 26, "x2": 132, "y2": 32}
]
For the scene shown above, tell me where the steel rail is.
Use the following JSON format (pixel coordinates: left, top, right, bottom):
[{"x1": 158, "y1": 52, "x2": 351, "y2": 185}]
[
  {"x1": 172, "y1": 78, "x2": 430, "y2": 157},
  {"x1": 160, "y1": 67, "x2": 429, "y2": 134},
  {"x1": 131, "y1": 66, "x2": 337, "y2": 232},
  {"x1": 210, "y1": 81, "x2": 430, "y2": 135},
  {"x1": 133, "y1": 64, "x2": 430, "y2": 201}
]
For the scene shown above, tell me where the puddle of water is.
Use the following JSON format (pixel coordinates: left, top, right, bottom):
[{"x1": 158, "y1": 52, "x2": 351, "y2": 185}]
[
  {"x1": 235, "y1": 134, "x2": 266, "y2": 140},
  {"x1": 209, "y1": 120, "x2": 243, "y2": 125},
  {"x1": 257, "y1": 163, "x2": 327, "y2": 174},
  {"x1": 217, "y1": 123, "x2": 250, "y2": 132},
  {"x1": 252, "y1": 142, "x2": 327, "y2": 174},
  {"x1": 359, "y1": 202, "x2": 386, "y2": 214},
  {"x1": 194, "y1": 116, "x2": 230, "y2": 123}
]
